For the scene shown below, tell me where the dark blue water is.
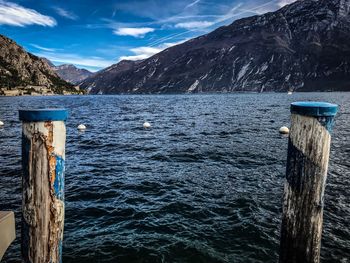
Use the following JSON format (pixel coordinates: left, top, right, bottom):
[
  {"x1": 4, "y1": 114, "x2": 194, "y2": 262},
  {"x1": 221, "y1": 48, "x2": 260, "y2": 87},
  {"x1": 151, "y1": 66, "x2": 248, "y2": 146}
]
[{"x1": 0, "y1": 93, "x2": 349, "y2": 263}]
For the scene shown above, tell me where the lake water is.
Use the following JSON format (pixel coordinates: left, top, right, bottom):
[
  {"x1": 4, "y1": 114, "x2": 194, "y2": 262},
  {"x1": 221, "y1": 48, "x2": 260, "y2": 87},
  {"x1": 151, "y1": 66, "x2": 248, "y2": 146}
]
[{"x1": 0, "y1": 93, "x2": 349, "y2": 263}]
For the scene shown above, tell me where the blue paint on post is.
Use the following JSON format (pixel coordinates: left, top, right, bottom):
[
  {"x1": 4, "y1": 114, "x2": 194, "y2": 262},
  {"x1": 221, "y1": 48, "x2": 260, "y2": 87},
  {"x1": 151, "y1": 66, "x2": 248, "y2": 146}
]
[
  {"x1": 58, "y1": 239, "x2": 63, "y2": 263},
  {"x1": 19, "y1": 109, "x2": 68, "y2": 122},
  {"x1": 291, "y1": 102, "x2": 338, "y2": 117},
  {"x1": 291, "y1": 101, "x2": 338, "y2": 132},
  {"x1": 317, "y1": 116, "x2": 336, "y2": 133},
  {"x1": 54, "y1": 156, "x2": 65, "y2": 201}
]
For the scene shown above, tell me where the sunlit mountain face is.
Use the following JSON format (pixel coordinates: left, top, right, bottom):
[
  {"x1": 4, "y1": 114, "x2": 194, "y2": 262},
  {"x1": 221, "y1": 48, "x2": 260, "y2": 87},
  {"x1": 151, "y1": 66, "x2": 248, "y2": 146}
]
[{"x1": 0, "y1": 0, "x2": 294, "y2": 72}]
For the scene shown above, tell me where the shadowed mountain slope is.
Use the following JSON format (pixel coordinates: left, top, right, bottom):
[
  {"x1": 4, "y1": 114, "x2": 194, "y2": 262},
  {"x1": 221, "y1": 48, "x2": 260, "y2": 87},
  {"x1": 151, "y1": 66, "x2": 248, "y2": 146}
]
[{"x1": 81, "y1": 0, "x2": 350, "y2": 94}]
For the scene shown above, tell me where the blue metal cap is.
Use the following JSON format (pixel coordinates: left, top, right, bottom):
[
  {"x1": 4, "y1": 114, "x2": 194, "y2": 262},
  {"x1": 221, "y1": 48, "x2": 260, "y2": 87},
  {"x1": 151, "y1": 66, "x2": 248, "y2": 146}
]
[
  {"x1": 19, "y1": 109, "x2": 68, "y2": 122},
  {"x1": 291, "y1": 102, "x2": 338, "y2": 117}
]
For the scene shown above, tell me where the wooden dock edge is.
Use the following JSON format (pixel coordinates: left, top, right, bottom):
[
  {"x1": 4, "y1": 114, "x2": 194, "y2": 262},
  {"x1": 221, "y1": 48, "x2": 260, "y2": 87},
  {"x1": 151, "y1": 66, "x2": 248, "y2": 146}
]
[{"x1": 0, "y1": 211, "x2": 16, "y2": 261}]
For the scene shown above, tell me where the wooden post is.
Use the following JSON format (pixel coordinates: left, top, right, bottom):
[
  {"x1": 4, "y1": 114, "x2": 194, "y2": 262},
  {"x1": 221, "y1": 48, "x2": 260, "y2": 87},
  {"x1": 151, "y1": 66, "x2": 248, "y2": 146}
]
[
  {"x1": 279, "y1": 102, "x2": 338, "y2": 263},
  {"x1": 19, "y1": 109, "x2": 68, "y2": 263}
]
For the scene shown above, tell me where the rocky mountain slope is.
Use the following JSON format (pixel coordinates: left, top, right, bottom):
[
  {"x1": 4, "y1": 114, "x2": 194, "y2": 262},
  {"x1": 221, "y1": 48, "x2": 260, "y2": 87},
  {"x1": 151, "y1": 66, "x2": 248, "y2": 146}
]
[
  {"x1": 53, "y1": 64, "x2": 93, "y2": 84},
  {"x1": 0, "y1": 34, "x2": 78, "y2": 94},
  {"x1": 41, "y1": 57, "x2": 55, "y2": 68},
  {"x1": 80, "y1": 60, "x2": 141, "y2": 93},
  {"x1": 81, "y1": 0, "x2": 350, "y2": 94}
]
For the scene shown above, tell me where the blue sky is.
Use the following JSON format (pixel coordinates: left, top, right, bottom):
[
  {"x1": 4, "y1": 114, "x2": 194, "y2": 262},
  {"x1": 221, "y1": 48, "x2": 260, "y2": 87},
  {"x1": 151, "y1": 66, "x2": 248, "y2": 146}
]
[{"x1": 0, "y1": 0, "x2": 295, "y2": 71}]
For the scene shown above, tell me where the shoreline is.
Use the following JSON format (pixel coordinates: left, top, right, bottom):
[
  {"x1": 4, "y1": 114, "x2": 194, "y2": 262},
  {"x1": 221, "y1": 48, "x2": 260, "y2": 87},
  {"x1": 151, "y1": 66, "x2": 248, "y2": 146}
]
[{"x1": 0, "y1": 90, "x2": 349, "y2": 97}]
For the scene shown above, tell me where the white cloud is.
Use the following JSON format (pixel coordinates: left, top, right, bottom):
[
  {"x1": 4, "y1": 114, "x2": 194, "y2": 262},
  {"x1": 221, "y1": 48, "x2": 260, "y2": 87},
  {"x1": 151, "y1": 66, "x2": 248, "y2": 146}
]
[
  {"x1": 0, "y1": 1, "x2": 56, "y2": 27},
  {"x1": 175, "y1": 21, "x2": 214, "y2": 29},
  {"x1": 113, "y1": 27, "x2": 155, "y2": 38},
  {"x1": 35, "y1": 52, "x2": 115, "y2": 70},
  {"x1": 30, "y1": 44, "x2": 57, "y2": 52},
  {"x1": 277, "y1": 0, "x2": 297, "y2": 8},
  {"x1": 119, "y1": 54, "x2": 149, "y2": 61},
  {"x1": 130, "y1": 47, "x2": 163, "y2": 57},
  {"x1": 54, "y1": 7, "x2": 78, "y2": 20},
  {"x1": 119, "y1": 40, "x2": 187, "y2": 61},
  {"x1": 119, "y1": 46, "x2": 162, "y2": 61}
]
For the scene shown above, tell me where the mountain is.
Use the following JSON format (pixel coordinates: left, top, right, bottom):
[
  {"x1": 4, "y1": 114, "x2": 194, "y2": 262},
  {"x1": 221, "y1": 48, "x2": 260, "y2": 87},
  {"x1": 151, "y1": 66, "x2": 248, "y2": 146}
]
[
  {"x1": 81, "y1": 0, "x2": 350, "y2": 94},
  {"x1": 39, "y1": 58, "x2": 94, "y2": 85},
  {"x1": 80, "y1": 60, "x2": 141, "y2": 93},
  {"x1": 0, "y1": 34, "x2": 78, "y2": 95},
  {"x1": 41, "y1": 57, "x2": 55, "y2": 68},
  {"x1": 53, "y1": 64, "x2": 94, "y2": 84}
]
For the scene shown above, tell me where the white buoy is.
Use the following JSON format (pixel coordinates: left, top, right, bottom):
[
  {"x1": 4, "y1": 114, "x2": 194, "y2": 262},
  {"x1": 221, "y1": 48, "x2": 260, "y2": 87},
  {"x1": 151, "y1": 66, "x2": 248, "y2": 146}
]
[
  {"x1": 143, "y1": 122, "x2": 151, "y2": 129},
  {"x1": 279, "y1": 126, "x2": 290, "y2": 134},
  {"x1": 77, "y1": 124, "x2": 86, "y2": 131},
  {"x1": 0, "y1": 121, "x2": 4, "y2": 126}
]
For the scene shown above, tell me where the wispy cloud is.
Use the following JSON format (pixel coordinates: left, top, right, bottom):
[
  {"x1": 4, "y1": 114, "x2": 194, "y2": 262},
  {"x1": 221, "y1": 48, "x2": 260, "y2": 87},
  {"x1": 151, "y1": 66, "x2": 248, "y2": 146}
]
[
  {"x1": 0, "y1": 1, "x2": 56, "y2": 27},
  {"x1": 145, "y1": 4, "x2": 241, "y2": 47},
  {"x1": 277, "y1": 0, "x2": 297, "y2": 8},
  {"x1": 113, "y1": 27, "x2": 155, "y2": 38},
  {"x1": 30, "y1": 44, "x2": 57, "y2": 52},
  {"x1": 149, "y1": 0, "x2": 280, "y2": 47},
  {"x1": 114, "y1": 0, "x2": 193, "y2": 21},
  {"x1": 54, "y1": 7, "x2": 78, "y2": 20},
  {"x1": 175, "y1": 21, "x2": 214, "y2": 29},
  {"x1": 185, "y1": 0, "x2": 201, "y2": 9},
  {"x1": 120, "y1": 40, "x2": 187, "y2": 61},
  {"x1": 112, "y1": 8, "x2": 117, "y2": 18},
  {"x1": 35, "y1": 51, "x2": 115, "y2": 70}
]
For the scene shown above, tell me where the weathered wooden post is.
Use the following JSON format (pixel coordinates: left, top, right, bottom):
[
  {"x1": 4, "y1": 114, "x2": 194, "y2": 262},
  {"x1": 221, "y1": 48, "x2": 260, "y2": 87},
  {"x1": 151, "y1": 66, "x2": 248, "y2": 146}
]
[
  {"x1": 279, "y1": 102, "x2": 338, "y2": 263},
  {"x1": 19, "y1": 109, "x2": 68, "y2": 263}
]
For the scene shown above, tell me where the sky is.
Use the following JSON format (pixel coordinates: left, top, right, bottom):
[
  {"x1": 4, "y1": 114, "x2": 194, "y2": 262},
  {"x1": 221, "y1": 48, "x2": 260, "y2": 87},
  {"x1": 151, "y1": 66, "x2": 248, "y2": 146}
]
[{"x1": 0, "y1": 0, "x2": 296, "y2": 72}]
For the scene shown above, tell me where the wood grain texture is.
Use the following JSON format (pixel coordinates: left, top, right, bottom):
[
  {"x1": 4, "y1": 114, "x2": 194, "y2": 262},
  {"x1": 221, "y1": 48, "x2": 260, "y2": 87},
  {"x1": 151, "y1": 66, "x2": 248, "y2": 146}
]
[
  {"x1": 21, "y1": 121, "x2": 65, "y2": 263},
  {"x1": 279, "y1": 114, "x2": 332, "y2": 263}
]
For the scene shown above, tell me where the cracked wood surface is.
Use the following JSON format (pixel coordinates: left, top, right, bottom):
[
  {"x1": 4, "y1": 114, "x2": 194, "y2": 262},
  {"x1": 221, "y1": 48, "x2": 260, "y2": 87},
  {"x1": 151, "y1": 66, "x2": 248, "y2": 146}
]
[
  {"x1": 22, "y1": 121, "x2": 65, "y2": 263},
  {"x1": 279, "y1": 114, "x2": 332, "y2": 263}
]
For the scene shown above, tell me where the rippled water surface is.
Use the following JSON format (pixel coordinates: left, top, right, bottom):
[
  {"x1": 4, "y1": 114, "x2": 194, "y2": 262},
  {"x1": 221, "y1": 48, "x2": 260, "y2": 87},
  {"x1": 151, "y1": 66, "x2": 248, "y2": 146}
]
[{"x1": 0, "y1": 93, "x2": 349, "y2": 263}]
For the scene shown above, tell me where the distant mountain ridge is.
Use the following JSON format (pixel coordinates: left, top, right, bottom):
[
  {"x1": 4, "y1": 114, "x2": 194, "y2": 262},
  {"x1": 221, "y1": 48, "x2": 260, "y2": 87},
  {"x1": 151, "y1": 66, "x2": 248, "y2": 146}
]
[
  {"x1": 53, "y1": 64, "x2": 94, "y2": 84},
  {"x1": 40, "y1": 58, "x2": 94, "y2": 84},
  {"x1": 81, "y1": 0, "x2": 350, "y2": 94},
  {"x1": 0, "y1": 34, "x2": 77, "y2": 95}
]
